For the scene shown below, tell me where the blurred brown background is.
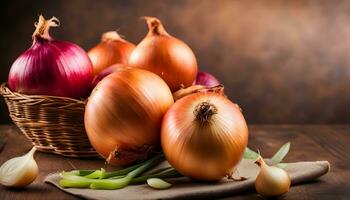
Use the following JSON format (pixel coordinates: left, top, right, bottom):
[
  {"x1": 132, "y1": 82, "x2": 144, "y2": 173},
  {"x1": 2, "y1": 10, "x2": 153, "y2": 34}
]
[{"x1": 1, "y1": 0, "x2": 349, "y2": 124}]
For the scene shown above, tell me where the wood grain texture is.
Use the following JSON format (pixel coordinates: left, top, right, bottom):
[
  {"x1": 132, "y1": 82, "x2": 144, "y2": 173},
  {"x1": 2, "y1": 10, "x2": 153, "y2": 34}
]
[
  {"x1": 1, "y1": 0, "x2": 350, "y2": 124},
  {"x1": 0, "y1": 124, "x2": 349, "y2": 200}
]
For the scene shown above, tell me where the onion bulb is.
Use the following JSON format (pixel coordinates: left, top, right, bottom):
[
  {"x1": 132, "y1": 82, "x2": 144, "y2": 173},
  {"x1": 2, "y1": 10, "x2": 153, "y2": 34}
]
[
  {"x1": 193, "y1": 71, "x2": 220, "y2": 87},
  {"x1": 255, "y1": 156, "x2": 291, "y2": 196},
  {"x1": 91, "y1": 64, "x2": 125, "y2": 88},
  {"x1": 88, "y1": 31, "x2": 135, "y2": 75},
  {"x1": 128, "y1": 17, "x2": 198, "y2": 92},
  {"x1": 161, "y1": 92, "x2": 248, "y2": 180},
  {"x1": 0, "y1": 147, "x2": 38, "y2": 188},
  {"x1": 85, "y1": 68, "x2": 173, "y2": 166},
  {"x1": 147, "y1": 178, "x2": 172, "y2": 189},
  {"x1": 8, "y1": 15, "x2": 93, "y2": 98}
]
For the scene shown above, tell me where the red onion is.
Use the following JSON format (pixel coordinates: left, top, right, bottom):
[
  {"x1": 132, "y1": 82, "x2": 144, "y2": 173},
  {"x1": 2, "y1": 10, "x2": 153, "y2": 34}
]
[
  {"x1": 91, "y1": 64, "x2": 125, "y2": 88},
  {"x1": 8, "y1": 15, "x2": 93, "y2": 99},
  {"x1": 193, "y1": 71, "x2": 220, "y2": 87}
]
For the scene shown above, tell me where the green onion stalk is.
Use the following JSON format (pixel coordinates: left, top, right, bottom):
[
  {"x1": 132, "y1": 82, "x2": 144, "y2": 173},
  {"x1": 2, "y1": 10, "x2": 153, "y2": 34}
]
[{"x1": 59, "y1": 154, "x2": 181, "y2": 190}]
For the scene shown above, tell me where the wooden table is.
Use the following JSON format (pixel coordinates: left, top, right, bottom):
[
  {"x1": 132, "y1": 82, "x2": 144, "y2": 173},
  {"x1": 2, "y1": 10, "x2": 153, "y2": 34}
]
[{"x1": 0, "y1": 124, "x2": 349, "y2": 200}]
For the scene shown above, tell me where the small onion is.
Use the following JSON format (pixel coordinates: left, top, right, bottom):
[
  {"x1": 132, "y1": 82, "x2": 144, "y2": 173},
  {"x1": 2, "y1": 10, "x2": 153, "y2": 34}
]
[
  {"x1": 161, "y1": 92, "x2": 248, "y2": 181},
  {"x1": 147, "y1": 178, "x2": 172, "y2": 189},
  {"x1": 193, "y1": 71, "x2": 220, "y2": 87},
  {"x1": 8, "y1": 15, "x2": 93, "y2": 98},
  {"x1": 0, "y1": 147, "x2": 38, "y2": 188},
  {"x1": 255, "y1": 156, "x2": 291, "y2": 196},
  {"x1": 88, "y1": 31, "x2": 135, "y2": 75},
  {"x1": 85, "y1": 68, "x2": 174, "y2": 166},
  {"x1": 128, "y1": 17, "x2": 198, "y2": 92}
]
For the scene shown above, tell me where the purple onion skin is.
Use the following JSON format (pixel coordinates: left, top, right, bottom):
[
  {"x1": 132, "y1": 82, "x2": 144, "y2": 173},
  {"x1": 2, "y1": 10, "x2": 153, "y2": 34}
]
[
  {"x1": 193, "y1": 71, "x2": 220, "y2": 87},
  {"x1": 91, "y1": 64, "x2": 121, "y2": 89},
  {"x1": 8, "y1": 38, "x2": 93, "y2": 99}
]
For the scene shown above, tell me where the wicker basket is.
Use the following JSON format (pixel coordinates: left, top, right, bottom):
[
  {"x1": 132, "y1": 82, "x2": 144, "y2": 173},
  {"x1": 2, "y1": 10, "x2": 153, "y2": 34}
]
[{"x1": 0, "y1": 83, "x2": 100, "y2": 158}]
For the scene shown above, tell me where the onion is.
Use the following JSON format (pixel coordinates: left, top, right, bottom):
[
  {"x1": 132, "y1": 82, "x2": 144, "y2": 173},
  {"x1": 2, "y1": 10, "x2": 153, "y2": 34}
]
[
  {"x1": 85, "y1": 67, "x2": 174, "y2": 166},
  {"x1": 193, "y1": 71, "x2": 220, "y2": 87},
  {"x1": 128, "y1": 17, "x2": 198, "y2": 92},
  {"x1": 255, "y1": 156, "x2": 291, "y2": 196},
  {"x1": 161, "y1": 92, "x2": 248, "y2": 181},
  {"x1": 8, "y1": 15, "x2": 93, "y2": 98},
  {"x1": 91, "y1": 64, "x2": 125, "y2": 88},
  {"x1": 88, "y1": 31, "x2": 135, "y2": 75},
  {"x1": 0, "y1": 147, "x2": 38, "y2": 188}
]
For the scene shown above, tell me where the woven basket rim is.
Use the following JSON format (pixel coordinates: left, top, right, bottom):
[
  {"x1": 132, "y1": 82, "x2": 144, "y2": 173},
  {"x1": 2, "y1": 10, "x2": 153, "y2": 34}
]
[{"x1": 0, "y1": 82, "x2": 87, "y2": 103}]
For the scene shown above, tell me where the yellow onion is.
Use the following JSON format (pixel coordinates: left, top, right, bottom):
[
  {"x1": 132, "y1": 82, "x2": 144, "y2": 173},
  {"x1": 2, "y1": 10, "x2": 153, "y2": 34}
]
[
  {"x1": 128, "y1": 17, "x2": 198, "y2": 92},
  {"x1": 85, "y1": 67, "x2": 173, "y2": 166},
  {"x1": 255, "y1": 156, "x2": 291, "y2": 196},
  {"x1": 0, "y1": 147, "x2": 38, "y2": 188},
  {"x1": 161, "y1": 92, "x2": 248, "y2": 181},
  {"x1": 88, "y1": 31, "x2": 135, "y2": 75}
]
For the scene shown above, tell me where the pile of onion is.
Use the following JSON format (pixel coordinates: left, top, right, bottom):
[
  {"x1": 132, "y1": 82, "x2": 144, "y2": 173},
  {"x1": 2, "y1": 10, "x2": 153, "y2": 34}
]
[
  {"x1": 88, "y1": 31, "x2": 135, "y2": 76},
  {"x1": 8, "y1": 15, "x2": 93, "y2": 99},
  {"x1": 84, "y1": 67, "x2": 174, "y2": 166},
  {"x1": 161, "y1": 92, "x2": 248, "y2": 180},
  {"x1": 128, "y1": 17, "x2": 198, "y2": 92}
]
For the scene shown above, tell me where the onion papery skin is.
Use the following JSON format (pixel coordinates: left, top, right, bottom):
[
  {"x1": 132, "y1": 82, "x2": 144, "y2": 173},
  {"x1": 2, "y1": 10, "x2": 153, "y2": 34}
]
[
  {"x1": 85, "y1": 68, "x2": 174, "y2": 166},
  {"x1": 88, "y1": 31, "x2": 135, "y2": 76},
  {"x1": 91, "y1": 64, "x2": 125, "y2": 89},
  {"x1": 161, "y1": 92, "x2": 248, "y2": 181},
  {"x1": 128, "y1": 17, "x2": 198, "y2": 92},
  {"x1": 8, "y1": 16, "x2": 93, "y2": 99},
  {"x1": 193, "y1": 71, "x2": 220, "y2": 87},
  {"x1": 173, "y1": 84, "x2": 225, "y2": 101}
]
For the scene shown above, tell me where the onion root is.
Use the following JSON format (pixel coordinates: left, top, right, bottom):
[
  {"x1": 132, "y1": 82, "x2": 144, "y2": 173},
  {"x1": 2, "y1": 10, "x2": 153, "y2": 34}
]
[{"x1": 106, "y1": 145, "x2": 153, "y2": 166}]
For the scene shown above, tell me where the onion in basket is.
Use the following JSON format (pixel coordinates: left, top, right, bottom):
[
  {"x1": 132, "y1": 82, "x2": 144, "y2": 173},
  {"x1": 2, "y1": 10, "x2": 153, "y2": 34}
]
[
  {"x1": 128, "y1": 17, "x2": 198, "y2": 92},
  {"x1": 85, "y1": 68, "x2": 173, "y2": 166},
  {"x1": 8, "y1": 15, "x2": 93, "y2": 99},
  {"x1": 88, "y1": 31, "x2": 135, "y2": 76}
]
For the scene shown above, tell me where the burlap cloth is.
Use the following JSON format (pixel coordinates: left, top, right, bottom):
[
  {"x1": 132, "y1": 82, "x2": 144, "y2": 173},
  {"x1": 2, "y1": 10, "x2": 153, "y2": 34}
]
[{"x1": 45, "y1": 159, "x2": 330, "y2": 200}]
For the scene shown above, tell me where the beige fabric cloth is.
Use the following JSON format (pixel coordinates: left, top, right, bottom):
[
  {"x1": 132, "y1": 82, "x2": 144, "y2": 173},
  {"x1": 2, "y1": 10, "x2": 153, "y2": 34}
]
[{"x1": 45, "y1": 159, "x2": 330, "y2": 200}]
